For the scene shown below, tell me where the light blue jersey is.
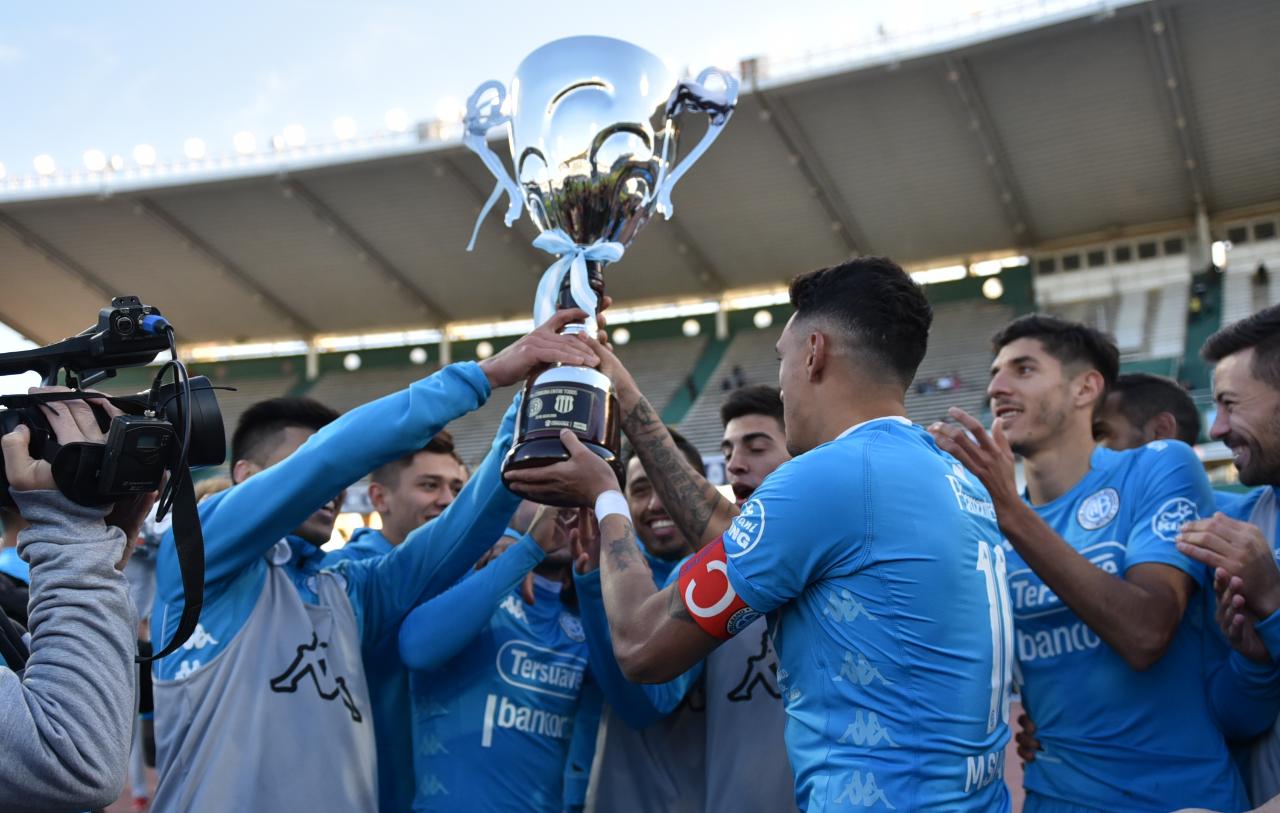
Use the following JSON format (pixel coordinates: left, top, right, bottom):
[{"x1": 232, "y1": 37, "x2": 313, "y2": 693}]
[
  {"x1": 400, "y1": 536, "x2": 591, "y2": 813},
  {"x1": 723, "y1": 418, "x2": 1013, "y2": 812},
  {"x1": 1009, "y1": 440, "x2": 1247, "y2": 813}
]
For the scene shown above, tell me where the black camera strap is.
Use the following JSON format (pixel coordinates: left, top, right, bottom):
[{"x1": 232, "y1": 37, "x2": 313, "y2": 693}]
[
  {"x1": 146, "y1": 470, "x2": 203, "y2": 662},
  {"x1": 0, "y1": 604, "x2": 29, "y2": 671}
]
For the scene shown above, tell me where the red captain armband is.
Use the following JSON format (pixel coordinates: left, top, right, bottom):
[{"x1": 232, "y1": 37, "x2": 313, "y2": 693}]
[{"x1": 676, "y1": 539, "x2": 762, "y2": 640}]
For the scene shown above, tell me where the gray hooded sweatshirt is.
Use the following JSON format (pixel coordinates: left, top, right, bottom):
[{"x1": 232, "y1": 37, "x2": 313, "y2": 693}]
[{"x1": 0, "y1": 489, "x2": 136, "y2": 812}]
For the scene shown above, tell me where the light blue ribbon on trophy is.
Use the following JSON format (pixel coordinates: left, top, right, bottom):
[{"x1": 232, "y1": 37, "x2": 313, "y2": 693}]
[
  {"x1": 531, "y1": 229, "x2": 625, "y2": 327},
  {"x1": 463, "y1": 81, "x2": 524, "y2": 251}
]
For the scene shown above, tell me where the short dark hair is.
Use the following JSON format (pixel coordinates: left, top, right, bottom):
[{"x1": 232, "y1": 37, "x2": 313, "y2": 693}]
[
  {"x1": 788, "y1": 257, "x2": 932, "y2": 388},
  {"x1": 622, "y1": 426, "x2": 706, "y2": 487},
  {"x1": 991, "y1": 314, "x2": 1119, "y2": 394},
  {"x1": 231, "y1": 397, "x2": 340, "y2": 469},
  {"x1": 720, "y1": 385, "x2": 783, "y2": 431},
  {"x1": 370, "y1": 430, "x2": 462, "y2": 487},
  {"x1": 1202, "y1": 304, "x2": 1280, "y2": 391},
  {"x1": 1109, "y1": 373, "x2": 1201, "y2": 446}
]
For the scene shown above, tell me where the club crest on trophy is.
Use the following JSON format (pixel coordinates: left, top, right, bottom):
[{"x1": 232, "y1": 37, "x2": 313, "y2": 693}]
[{"x1": 462, "y1": 35, "x2": 738, "y2": 499}]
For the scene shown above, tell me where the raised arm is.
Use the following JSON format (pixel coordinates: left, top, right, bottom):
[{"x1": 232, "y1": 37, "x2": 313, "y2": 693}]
[
  {"x1": 344, "y1": 393, "x2": 524, "y2": 649},
  {"x1": 398, "y1": 533, "x2": 544, "y2": 671},
  {"x1": 932, "y1": 410, "x2": 1205, "y2": 671},
  {"x1": 573, "y1": 564, "x2": 703, "y2": 728},
  {"x1": 588, "y1": 335, "x2": 737, "y2": 549}
]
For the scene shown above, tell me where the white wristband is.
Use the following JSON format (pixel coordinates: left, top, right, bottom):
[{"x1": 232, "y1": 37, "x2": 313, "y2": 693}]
[{"x1": 594, "y1": 490, "x2": 631, "y2": 524}]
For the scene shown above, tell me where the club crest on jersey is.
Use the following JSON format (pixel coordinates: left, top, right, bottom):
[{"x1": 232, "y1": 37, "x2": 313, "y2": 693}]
[
  {"x1": 495, "y1": 640, "x2": 586, "y2": 699},
  {"x1": 1152, "y1": 497, "x2": 1198, "y2": 541},
  {"x1": 1077, "y1": 488, "x2": 1120, "y2": 531},
  {"x1": 559, "y1": 612, "x2": 585, "y2": 642},
  {"x1": 725, "y1": 499, "x2": 765, "y2": 558}
]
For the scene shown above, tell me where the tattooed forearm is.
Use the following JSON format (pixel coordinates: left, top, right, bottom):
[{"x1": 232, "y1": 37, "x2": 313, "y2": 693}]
[
  {"x1": 621, "y1": 396, "x2": 736, "y2": 545},
  {"x1": 605, "y1": 520, "x2": 643, "y2": 573},
  {"x1": 665, "y1": 582, "x2": 695, "y2": 625}
]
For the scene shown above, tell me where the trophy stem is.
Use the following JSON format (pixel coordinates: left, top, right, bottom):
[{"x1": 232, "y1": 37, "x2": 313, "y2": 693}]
[{"x1": 557, "y1": 258, "x2": 607, "y2": 337}]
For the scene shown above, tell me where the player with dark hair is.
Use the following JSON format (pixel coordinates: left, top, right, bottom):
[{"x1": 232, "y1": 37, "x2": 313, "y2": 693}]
[
  {"x1": 720, "y1": 385, "x2": 790, "y2": 504},
  {"x1": 1178, "y1": 303, "x2": 1280, "y2": 805},
  {"x1": 1093, "y1": 372, "x2": 1201, "y2": 449},
  {"x1": 510, "y1": 257, "x2": 1013, "y2": 811},
  {"x1": 313, "y1": 428, "x2": 470, "y2": 812},
  {"x1": 930, "y1": 313, "x2": 1252, "y2": 812},
  {"x1": 150, "y1": 310, "x2": 599, "y2": 813}
]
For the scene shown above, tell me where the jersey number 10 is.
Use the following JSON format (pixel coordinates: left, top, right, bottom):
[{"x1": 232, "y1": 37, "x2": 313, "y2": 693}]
[{"x1": 976, "y1": 540, "x2": 1015, "y2": 734}]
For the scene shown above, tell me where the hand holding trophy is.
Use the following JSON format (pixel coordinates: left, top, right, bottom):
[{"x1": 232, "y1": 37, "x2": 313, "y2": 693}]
[{"x1": 463, "y1": 35, "x2": 738, "y2": 505}]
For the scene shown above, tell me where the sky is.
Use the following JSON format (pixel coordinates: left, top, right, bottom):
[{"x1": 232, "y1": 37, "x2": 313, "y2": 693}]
[{"x1": 0, "y1": 0, "x2": 1064, "y2": 392}]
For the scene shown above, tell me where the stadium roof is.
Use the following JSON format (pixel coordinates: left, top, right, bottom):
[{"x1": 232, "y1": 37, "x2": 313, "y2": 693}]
[{"x1": 3, "y1": 0, "x2": 1277, "y2": 347}]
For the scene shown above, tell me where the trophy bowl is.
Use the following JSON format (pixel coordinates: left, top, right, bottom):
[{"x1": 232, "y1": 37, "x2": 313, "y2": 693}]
[{"x1": 462, "y1": 35, "x2": 738, "y2": 502}]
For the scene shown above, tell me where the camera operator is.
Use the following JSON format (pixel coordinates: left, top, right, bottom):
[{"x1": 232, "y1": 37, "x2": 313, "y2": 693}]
[{"x1": 0, "y1": 390, "x2": 154, "y2": 812}]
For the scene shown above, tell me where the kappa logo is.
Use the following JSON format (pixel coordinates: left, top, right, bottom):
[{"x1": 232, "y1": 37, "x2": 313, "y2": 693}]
[
  {"x1": 420, "y1": 775, "x2": 448, "y2": 797},
  {"x1": 823, "y1": 589, "x2": 877, "y2": 623},
  {"x1": 181, "y1": 623, "x2": 219, "y2": 651},
  {"x1": 419, "y1": 732, "x2": 449, "y2": 756},
  {"x1": 1077, "y1": 488, "x2": 1120, "y2": 531},
  {"x1": 1152, "y1": 497, "x2": 1198, "y2": 541},
  {"x1": 830, "y1": 770, "x2": 896, "y2": 809},
  {"x1": 1147, "y1": 440, "x2": 1169, "y2": 452},
  {"x1": 174, "y1": 659, "x2": 202, "y2": 679},
  {"x1": 528, "y1": 397, "x2": 544, "y2": 416},
  {"x1": 499, "y1": 595, "x2": 528, "y2": 624},
  {"x1": 554, "y1": 394, "x2": 575, "y2": 413},
  {"x1": 268, "y1": 632, "x2": 363, "y2": 723},
  {"x1": 833, "y1": 650, "x2": 892, "y2": 687},
  {"x1": 837, "y1": 710, "x2": 898, "y2": 748},
  {"x1": 728, "y1": 627, "x2": 781, "y2": 702},
  {"x1": 725, "y1": 498, "x2": 765, "y2": 558}
]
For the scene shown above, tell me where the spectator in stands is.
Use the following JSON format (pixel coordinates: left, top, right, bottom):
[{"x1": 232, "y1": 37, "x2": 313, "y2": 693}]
[
  {"x1": 320, "y1": 430, "x2": 469, "y2": 813},
  {"x1": 1093, "y1": 372, "x2": 1202, "y2": 449},
  {"x1": 1, "y1": 393, "x2": 154, "y2": 811},
  {"x1": 931, "y1": 314, "x2": 1250, "y2": 812},
  {"x1": 1178, "y1": 303, "x2": 1280, "y2": 806},
  {"x1": 148, "y1": 310, "x2": 598, "y2": 813},
  {"x1": 398, "y1": 503, "x2": 592, "y2": 813}
]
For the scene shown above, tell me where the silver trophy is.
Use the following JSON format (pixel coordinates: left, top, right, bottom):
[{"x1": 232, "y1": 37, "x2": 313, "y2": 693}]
[{"x1": 463, "y1": 35, "x2": 738, "y2": 492}]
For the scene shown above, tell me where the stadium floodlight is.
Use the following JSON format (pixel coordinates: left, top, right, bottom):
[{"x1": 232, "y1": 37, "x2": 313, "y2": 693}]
[
  {"x1": 682, "y1": 319, "x2": 702, "y2": 338},
  {"x1": 183, "y1": 137, "x2": 207, "y2": 161},
  {"x1": 475, "y1": 341, "x2": 495, "y2": 360},
  {"x1": 133, "y1": 144, "x2": 157, "y2": 167},
  {"x1": 33, "y1": 154, "x2": 57, "y2": 176},
  {"x1": 82, "y1": 149, "x2": 108, "y2": 173},
  {"x1": 435, "y1": 97, "x2": 463, "y2": 125},
  {"x1": 409, "y1": 347, "x2": 428, "y2": 365},
  {"x1": 110, "y1": 154, "x2": 125, "y2": 171},
  {"x1": 753, "y1": 309, "x2": 773, "y2": 329},
  {"x1": 385, "y1": 107, "x2": 410, "y2": 133},
  {"x1": 343, "y1": 352, "x2": 362, "y2": 371},
  {"x1": 233, "y1": 130, "x2": 257, "y2": 155},
  {"x1": 982, "y1": 277, "x2": 1005, "y2": 300},
  {"x1": 333, "y1": 116, "x2": 358, "y2": 141},
  {"x1": 1211, "y1": 241, "x2": 1229, "y2": 268},
  {"x1": 611, "y1": 327, "x2": 631, "y2": 346},
  {"x1": 282, "y1": 125, "x2": 307, "y2": 148}
]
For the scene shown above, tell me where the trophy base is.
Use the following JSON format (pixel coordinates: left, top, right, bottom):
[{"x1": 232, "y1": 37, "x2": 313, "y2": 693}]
[{"x1": 501, "y1": 365, "x2": 624, "y2": 506}]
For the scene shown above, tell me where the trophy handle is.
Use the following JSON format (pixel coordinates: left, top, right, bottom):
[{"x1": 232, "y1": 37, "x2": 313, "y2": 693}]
[
  {"x1": 463, "y1": 80, "x2": 525, "y2": 251},
  {"x1": 653, "y1": 67, "x2": 740, "y2": 218}
]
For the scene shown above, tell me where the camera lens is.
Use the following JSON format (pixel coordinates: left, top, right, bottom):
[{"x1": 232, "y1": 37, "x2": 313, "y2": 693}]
[{"x1": 115, "y1": 316, "x2": 135, "y2": 335}]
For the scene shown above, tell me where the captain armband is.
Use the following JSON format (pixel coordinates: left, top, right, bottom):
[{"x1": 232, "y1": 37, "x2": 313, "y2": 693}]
[{"x1": 676, "y1": 538, "x2": 762, "y2": 640}]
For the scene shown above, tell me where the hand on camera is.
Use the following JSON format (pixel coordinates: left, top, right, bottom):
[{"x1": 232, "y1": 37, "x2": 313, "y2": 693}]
[
  {"x1": 3, "y1": 388, "x2": 157, "y2": 550},
  {"x1": 480, "y1": 309, "x2": 601, "y2": 389}
]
